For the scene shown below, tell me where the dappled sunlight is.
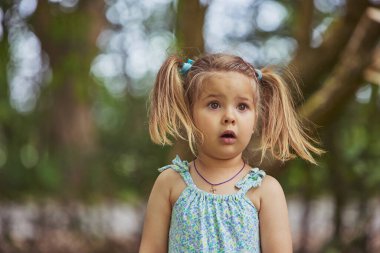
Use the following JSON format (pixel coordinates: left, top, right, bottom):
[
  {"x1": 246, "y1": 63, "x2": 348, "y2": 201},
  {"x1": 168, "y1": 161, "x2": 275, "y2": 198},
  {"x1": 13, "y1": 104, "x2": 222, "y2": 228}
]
[
  {"x1": 48, "y1": 0, "x2": 79, "y2": 10},
  {"x1": 259, "y1": 36, "x2": 297, "y2": 65},
  {"x1": 356, "y1": 84, "x2": 373, "y2": 104},
  {"x1": 314, "y1": 0, "x2": 345, "y2": 14},
  {"x1": 204, "y1": 0, "x2": 293, "y2": 65},
  {"x1": 18, "y1": 0, "x2": 37, "y2": 18},
  {"x1": 311, "y1": 17, "x2": 334, "y2": 48},
  {"x1": 256, "y1": 1, "x2": 287, "y2": 32},
  {"x1": 204, "y1": 0, "x2": 258, "y2": 55},
  {"x1": 91, "y1": 0, "x2": 175, "y2": 97},
  {"x1": 4, "y1": 2, "x2": 48, "y2": 113},
  {"x1": 8, "y1": 31, "x2": 47, "y2": 113}
]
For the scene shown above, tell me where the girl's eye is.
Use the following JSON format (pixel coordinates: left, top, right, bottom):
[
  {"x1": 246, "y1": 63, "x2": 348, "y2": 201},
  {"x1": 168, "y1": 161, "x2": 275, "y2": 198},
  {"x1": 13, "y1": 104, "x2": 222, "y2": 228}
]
[
  {"x1": 238, "y1": 103, "x2": 249, "y2": 111},
  {"x1": 208, "y1": 102, "x2": 220, "y2": 110}
]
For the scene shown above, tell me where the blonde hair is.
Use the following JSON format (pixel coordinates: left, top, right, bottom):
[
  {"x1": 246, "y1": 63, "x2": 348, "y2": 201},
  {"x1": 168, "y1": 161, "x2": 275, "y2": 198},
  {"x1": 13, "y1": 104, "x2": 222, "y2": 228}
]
[{"x1": 149, "y1": 53, "x2": 323, "y2": 164}]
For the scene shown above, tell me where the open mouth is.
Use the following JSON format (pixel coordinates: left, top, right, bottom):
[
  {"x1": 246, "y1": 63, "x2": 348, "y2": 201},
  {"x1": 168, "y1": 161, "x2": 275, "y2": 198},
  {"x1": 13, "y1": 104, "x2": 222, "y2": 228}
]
[
  {"x1": 220, "y1": 130, "x2": 236, "y2": 144},
  {"x1": 220, "y1": 130, "x2": 236, "y2": 139}
]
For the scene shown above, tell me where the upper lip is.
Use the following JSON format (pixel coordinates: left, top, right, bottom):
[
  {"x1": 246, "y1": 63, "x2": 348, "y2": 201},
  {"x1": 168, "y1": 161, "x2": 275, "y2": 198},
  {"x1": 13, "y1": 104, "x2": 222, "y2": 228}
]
[{"x1": 220, "y1": 130, "x2": 236, "y2": 138}]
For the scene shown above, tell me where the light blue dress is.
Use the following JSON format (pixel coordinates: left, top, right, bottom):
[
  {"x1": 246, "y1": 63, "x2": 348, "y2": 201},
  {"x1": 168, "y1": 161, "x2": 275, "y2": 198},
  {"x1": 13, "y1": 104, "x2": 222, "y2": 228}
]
[{"x1": 158, "y1": 156, "x2": 266, "y2": 253}]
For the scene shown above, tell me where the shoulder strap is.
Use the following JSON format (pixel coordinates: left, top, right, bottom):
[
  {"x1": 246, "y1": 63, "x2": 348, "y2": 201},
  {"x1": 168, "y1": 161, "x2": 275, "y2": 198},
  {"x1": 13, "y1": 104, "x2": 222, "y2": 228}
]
[
  {"x1": 235, "y1": 168, "x2": 266, "y2": 193},
  {"x1": 158, "y1": 155, "x2": 194, "y2": 186}
]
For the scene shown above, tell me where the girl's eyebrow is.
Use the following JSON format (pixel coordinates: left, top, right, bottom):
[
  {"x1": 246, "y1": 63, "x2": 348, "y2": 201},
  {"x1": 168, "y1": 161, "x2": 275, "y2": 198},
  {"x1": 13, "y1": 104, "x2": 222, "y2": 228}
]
[
  {"x1": 201, "y1": 94, "x2": 224, "y2": 100},
  {"x1": 201, "y1": 94, "x2": 253, "y2": 102},
  {"x1": 237, "y1": 96, "x2": 252, "y2": 101}
]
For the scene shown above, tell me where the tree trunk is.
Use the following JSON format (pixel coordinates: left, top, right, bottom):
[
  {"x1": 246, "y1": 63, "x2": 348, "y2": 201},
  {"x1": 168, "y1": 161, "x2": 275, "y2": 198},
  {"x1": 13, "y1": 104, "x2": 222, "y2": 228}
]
[
  {"x1": 175, "y1": 0, "x2": 206, "y2": 56},
  {"x1": 169, "y1": 0, "x2": 207, "y2": 161},
  {"x1": 31, "y1": 0, "x2": 105, "y2": 197}
]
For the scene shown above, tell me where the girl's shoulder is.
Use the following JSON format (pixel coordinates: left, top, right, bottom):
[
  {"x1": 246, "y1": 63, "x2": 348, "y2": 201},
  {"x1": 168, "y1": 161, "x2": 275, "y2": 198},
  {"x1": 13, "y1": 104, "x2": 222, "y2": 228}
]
[
  {"x1": 155, "y1": 166, "x2": 183, "y2": 190},
  {"x1": 247, "y1": 174, "x2": 285, "y2": 211},
  {"x1": 260, "y1": 175, "x2": 283, "y2": 192},
  {"x1": 155, "y1": 162, "x2": 188, "y2": 206}
]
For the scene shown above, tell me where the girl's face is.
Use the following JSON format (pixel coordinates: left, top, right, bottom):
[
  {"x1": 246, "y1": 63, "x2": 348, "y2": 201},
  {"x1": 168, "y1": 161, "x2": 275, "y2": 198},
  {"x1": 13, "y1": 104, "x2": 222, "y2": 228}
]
[{"x1": 192, "y1": 72, "x2": 256, "y2": 160}]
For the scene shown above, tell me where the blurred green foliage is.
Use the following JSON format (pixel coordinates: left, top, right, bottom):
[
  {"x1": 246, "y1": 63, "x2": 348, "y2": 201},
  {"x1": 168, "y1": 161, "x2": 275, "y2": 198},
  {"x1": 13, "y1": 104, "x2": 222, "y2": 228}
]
[
  {"x1": 0, "y1": 0, "x2": 378, "y2": 203},
  {"x1": 0, "y1": 0, "x2": 379, "y2": 252}
]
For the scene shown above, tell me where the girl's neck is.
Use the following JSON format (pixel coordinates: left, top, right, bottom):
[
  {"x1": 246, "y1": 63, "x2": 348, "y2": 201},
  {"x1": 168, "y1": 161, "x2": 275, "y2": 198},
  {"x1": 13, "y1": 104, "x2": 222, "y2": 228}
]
[{"x1": 195, "y1": 153, "x2": 244, "y2": 173}]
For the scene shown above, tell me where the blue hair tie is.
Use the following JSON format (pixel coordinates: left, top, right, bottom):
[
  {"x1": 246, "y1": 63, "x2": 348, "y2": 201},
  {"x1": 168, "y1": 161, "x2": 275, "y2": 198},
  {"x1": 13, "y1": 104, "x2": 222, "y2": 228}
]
[
  {"x1": 180, "y1": 59, "x2": 194, "y2": 75},
  {"x1": 255, "y1": 69, "x2": 262, "y2": 81}
]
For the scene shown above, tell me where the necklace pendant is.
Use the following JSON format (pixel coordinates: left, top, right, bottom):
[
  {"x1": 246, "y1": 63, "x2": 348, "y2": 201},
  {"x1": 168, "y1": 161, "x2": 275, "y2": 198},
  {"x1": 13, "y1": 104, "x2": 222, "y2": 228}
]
[{"x1": 193, "y1": 159, "x2": 246, "y2": 195}]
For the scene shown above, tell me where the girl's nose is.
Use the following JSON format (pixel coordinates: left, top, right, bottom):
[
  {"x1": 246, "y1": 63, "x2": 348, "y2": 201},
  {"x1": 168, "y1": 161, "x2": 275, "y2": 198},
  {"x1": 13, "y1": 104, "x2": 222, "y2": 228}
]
[
  {"x1": 222, "y1": 111, "x2": 236, "y2": 124},
  {"x1": 224, "y1": 118, "x2": 235, "y2": 124}
]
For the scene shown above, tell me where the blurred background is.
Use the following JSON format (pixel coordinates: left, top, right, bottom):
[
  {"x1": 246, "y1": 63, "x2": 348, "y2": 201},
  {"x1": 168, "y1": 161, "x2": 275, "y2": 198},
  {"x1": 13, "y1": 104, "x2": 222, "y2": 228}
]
[{"x1": 0, "y1": 0, "x2": 380, "y2": 252}]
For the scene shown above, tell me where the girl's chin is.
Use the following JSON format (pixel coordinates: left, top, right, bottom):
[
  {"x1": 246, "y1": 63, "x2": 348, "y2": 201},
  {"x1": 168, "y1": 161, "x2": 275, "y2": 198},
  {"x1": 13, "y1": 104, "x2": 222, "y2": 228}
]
[{"x1": 198, "y1": 148, "x2": 245, "y2": 160}]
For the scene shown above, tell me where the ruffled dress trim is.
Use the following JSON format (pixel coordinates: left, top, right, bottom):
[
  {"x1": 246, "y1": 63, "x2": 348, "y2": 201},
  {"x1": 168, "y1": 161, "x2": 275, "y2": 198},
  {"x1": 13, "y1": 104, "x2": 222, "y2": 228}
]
[
  {"x1": 235, "y1": 168, "x2": 266, "y2": 193},
  {"x1": 158, "y1": 156, "x2": 266, "y2": 194},
  {"x1": 158, "y1": 155, "x2": 189, "y2": 173}
]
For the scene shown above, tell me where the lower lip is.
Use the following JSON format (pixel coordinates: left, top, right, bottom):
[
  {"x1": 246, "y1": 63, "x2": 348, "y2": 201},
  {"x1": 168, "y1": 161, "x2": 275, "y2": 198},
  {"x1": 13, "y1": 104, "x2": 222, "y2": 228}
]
[{"x1": 220, "y1": 137, "x2": 236, "y2": 144}]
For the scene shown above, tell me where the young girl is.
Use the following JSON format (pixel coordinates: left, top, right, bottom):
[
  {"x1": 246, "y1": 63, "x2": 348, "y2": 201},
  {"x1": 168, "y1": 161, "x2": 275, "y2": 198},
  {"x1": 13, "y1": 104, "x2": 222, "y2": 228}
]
[{"x1": 139, "y1": 53, "x2": 322, "y2": 252}]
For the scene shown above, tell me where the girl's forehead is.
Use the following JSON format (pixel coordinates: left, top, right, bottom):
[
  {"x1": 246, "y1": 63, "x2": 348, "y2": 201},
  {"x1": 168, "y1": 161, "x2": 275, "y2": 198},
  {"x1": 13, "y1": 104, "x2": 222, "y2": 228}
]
[
  {"x1": 201, "y1": 72, "x2": 255, "y2": 92},
  {"x1": 205, "y1": 71, "x2": 250, "y2": 81}
]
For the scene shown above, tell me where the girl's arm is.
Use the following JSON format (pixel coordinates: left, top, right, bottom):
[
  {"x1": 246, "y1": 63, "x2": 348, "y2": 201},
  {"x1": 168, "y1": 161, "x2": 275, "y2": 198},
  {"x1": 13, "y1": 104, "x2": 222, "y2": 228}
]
[
  {"x1": 259, "y1": 176, "x2": 293, "y2": 253},
  {"x1": 139, "y1": 171, "x2": 172, "y2": 253}
]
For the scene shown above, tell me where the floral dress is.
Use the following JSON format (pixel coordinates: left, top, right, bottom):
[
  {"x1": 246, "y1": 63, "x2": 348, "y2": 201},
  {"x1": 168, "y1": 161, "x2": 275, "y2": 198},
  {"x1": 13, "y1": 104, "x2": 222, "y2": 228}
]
[{"x1": 158, "y1": 156, "x2": 266, "y2": 253}]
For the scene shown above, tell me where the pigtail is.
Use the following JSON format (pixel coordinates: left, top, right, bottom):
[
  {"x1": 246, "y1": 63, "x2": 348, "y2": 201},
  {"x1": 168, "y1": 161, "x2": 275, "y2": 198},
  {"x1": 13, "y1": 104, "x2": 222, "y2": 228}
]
[
  {"x1": 148, "y1": 55, "x2": 197, "y2": 153},
  {"x1": 259, "y1": 67, "x2": 323, "y2": 164}
]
